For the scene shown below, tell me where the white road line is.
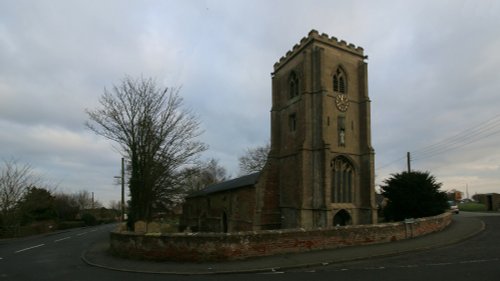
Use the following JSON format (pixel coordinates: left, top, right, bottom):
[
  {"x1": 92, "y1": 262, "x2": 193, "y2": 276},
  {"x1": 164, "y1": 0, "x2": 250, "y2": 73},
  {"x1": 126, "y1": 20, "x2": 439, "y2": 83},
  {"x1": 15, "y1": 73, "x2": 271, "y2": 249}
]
[
  {"x1": 54, "y1": 236, "x2": 71, "y2": 242},
  {"x1": 459, "y1": 259, "x2": 491, "y2": 264},
  {"x1": 427, "y1": 262, "x2": 453, "y2": 266},
  {"x1": 89, "y1": 229, "x2": 97, "y2": 232},
  {"x1": 76, "y1": 232, "x2": 88, "y2": 236},
  {"x1": 399, "y1": 264, "x2": 418, "y2": 268},
  {"x1": 15, "y1": 244, "x2": 45, "y2": 253},
  {"x1": 364, "y1": 267, "x2": 385, "y2": 270}
]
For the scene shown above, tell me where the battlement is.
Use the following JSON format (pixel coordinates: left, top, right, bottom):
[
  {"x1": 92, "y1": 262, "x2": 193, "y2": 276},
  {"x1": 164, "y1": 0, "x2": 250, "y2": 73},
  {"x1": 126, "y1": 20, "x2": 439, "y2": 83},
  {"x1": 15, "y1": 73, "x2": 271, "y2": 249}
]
[{"x1": 273, "y1": 29, "x2": 365, "y2": 71}]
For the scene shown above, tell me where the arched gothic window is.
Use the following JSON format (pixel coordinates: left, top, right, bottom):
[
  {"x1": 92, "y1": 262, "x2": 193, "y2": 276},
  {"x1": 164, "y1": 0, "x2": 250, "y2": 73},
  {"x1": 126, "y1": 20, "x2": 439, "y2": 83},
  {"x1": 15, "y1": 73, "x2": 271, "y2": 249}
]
[
  {"x1": 289, "y1": 71, "x2": 299, "y2": 98},
  {"x1": 333, "y1": 67, "x2": 347, "y2": 94},
  {"x1": 331, "y1": 156, "x2": 354, "y2": 203}
]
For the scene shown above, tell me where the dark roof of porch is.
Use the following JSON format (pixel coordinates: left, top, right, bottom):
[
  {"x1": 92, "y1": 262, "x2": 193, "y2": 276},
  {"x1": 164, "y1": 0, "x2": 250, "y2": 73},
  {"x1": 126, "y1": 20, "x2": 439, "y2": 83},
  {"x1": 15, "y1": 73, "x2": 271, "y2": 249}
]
[{"x1": 186, "y1": 172, "x2": 260, "y2": 198}]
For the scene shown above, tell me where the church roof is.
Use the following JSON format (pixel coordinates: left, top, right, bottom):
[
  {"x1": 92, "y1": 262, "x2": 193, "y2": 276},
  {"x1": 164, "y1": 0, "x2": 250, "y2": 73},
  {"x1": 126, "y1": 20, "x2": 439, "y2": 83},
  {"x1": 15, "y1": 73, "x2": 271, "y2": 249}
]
[{"x1": 186, "y1": 172, "x2": 260, "y2": 198}]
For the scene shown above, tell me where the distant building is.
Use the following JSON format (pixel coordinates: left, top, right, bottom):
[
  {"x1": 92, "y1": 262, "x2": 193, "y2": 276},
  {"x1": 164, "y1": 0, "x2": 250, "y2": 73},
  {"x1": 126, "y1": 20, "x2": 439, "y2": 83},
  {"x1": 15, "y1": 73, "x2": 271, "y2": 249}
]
[
  {"x1": 180, "y1": 30, "x2": 377, "y2": 232},
  {"x1": 475, "y1": 193, "x2": 500, "y2": 211}
]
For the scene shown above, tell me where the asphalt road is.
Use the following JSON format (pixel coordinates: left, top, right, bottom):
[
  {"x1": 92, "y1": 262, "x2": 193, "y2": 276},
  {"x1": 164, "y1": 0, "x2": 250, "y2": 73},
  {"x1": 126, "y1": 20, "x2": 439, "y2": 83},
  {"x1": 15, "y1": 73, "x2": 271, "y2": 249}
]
[
  {"x1": 285, "y1": 212, "x2": 500, "y2": 281},
  {"x1": 0, "y1": 224, "x2": 123, "y2": 280},
  {"x1": 1, "y1": 213, "x2": 499, "y2": 281}
]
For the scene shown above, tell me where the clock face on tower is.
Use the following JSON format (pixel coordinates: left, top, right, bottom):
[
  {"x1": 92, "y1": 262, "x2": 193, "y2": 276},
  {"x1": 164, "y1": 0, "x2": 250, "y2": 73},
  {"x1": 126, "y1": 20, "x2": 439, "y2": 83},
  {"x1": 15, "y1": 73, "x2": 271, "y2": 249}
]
[{"x1": 335, "y1": 94, "x2": 349, "y2": 112}]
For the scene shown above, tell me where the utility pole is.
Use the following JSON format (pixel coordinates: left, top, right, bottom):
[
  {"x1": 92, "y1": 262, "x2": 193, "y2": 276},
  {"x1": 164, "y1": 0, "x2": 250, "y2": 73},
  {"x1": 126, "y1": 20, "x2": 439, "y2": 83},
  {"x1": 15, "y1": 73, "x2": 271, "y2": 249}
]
[
  {"x1": 121, "y1": 157, "x2": 125, "y2": 222},
  {"x1": 407, "y1": 152, "x2": 411, "y2": 173},
  {"x1": 114, "y1": 157, "x2": 126, "y2": 222}
]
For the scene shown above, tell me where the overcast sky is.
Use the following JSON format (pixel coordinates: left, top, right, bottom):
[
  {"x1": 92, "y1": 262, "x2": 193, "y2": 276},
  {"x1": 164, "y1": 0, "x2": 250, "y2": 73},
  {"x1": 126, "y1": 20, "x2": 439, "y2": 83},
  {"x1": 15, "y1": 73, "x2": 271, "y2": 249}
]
[{"x1": 1, "y1": 0, "x2": 500, "y2": 205}]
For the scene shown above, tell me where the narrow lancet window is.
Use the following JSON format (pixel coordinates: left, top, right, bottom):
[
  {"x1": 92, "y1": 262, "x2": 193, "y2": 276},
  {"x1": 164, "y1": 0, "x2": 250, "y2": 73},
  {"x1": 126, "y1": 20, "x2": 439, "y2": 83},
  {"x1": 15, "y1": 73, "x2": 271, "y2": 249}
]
[
  {"x1": 289, "y1": 72, "x2": 299, "y2": 98},
  {"x1": 333, "y1": 67, "x2": 347, "y2": 94}
]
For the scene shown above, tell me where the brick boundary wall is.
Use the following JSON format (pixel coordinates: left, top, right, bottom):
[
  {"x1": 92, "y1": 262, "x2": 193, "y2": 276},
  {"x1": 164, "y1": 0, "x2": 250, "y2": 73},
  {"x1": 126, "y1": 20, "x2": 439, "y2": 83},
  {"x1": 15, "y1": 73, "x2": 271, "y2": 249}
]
[{"x1": 110, "y1": 212, "x2": 452, "y2": 262}]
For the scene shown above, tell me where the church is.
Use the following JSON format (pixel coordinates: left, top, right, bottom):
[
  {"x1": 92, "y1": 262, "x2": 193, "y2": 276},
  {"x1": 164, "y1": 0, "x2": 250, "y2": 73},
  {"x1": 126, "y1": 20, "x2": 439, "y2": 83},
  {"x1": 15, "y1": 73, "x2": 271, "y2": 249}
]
[{"x1": 180, "y1": 30, "x2": 377, "y2": 232}]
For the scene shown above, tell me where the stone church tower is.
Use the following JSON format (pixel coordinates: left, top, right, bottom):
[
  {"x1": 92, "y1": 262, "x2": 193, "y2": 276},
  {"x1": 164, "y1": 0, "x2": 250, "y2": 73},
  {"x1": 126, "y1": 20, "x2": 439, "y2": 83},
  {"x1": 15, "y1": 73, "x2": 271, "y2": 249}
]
[
  {"x1": 254, "y1": 30, "x2": 377, "y2": 229},
  {"x1": 180, "y1": 30, "x2": 377, "y2": 233}
]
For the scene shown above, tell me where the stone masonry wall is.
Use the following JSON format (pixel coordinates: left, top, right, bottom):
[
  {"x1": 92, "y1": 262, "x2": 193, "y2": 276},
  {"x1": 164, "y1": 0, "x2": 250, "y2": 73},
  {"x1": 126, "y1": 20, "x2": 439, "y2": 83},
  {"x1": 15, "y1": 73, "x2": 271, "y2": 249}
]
[{"x1": 110, "y1": 212, "x2": 452, "y2": 262}]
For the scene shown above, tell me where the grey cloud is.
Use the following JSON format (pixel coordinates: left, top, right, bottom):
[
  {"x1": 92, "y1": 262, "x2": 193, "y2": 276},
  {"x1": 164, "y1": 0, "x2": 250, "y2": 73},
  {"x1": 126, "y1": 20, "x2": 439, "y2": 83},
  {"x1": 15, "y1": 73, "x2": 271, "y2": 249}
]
[{"x1": 1, "y1": 0, "x2": 500, "y2": 203}]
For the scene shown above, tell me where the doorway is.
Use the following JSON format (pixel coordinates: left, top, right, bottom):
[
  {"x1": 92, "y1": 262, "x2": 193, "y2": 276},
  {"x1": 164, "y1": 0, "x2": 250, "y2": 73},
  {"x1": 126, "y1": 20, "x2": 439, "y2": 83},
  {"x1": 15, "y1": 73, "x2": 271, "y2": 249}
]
[
  {"x1": 222, "y1": 212, "x2": 228, "y2": 233},
  {"x1": 487, "y1": 195, "x2": 493, "y2": 211},
  {"x1": 333, "y1": 209, "x2": 351, "y2": 226}
]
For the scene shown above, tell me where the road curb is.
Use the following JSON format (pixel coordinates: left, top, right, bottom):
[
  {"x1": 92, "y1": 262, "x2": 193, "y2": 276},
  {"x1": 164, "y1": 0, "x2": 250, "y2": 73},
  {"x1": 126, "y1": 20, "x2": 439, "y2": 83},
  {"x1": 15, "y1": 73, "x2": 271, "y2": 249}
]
[{"x1": 81, "y1": 216, "x2": 486, "y2": 275}]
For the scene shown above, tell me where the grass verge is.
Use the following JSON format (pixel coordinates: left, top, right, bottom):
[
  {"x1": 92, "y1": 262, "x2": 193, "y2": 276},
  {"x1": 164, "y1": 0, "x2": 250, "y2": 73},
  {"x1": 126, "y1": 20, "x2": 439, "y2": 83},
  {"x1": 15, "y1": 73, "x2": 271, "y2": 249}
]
[{"x1": 458, "y1": 202, "x2": 487, "y2": 212}]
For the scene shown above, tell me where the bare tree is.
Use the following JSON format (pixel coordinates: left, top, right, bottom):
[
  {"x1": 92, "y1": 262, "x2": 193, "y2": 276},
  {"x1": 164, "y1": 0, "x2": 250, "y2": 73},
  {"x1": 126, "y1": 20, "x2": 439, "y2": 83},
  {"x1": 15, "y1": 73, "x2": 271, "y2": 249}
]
[
  {"x1": 108, "y1": 200, "x2": 122, "y2": 211},
  {"x1": 238, "y1": 143, "x2": 270, "y2": 175},
  {"x1": 53, "y1": 192, "x2": 79, "y2": 221},
  {"x1": 0, "y1": 159, "x2": 41, "y2": 234},
  {"x1": 0, "y1": 159, "x2": 37, "y2": 216},
  {"x1": 86, "y1": 76, "x2": 207, "y2": 224},
  {"x1": 199, "y1": 158, "x2": 228, "y2": 187},
  {"x1": 179, "y1": 158, "x2": 228, "y2": 194},
  {"x1": 72, "y1": 190, "x2": 101, "y2": 210}
]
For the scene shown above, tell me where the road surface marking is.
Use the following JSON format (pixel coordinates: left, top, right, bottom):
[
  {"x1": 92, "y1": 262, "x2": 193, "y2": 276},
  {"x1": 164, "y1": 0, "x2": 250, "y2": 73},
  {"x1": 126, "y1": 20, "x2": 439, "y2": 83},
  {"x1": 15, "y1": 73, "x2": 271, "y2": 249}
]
[
  {"x1": 76, "y1": 232, "x2": 88, "y2": 236},
  {"x1": 399, "y1": 264, "x2": 418, "y2": 268},
  {"x1": 89, "y1": 229, "x2": 97, "y2": 232},
  {"x1": 459, "y1": 259, "x2": 496, "y2": 264},
  {"x1": 428, "y1": 262, "x2": 452, "y2": 266},
  {"x1": 54, "y1": 237, "x2": 71, "y2": 242},
  {"x1": 364, "y1": 266, "x2": 385, "y2": 270},
  {"x1": 15, "y1": 244, "x2": 45, "y2": 253}
]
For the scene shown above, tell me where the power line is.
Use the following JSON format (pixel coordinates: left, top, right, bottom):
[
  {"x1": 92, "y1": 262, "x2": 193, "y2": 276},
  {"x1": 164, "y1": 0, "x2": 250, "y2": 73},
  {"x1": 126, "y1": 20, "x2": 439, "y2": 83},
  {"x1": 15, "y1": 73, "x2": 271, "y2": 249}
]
[
  {"x1": 413, "y1": 127, "x2": 500, "y2": 161},
  {"x1": 376, "y1": 156, "x2": 406, "y2": 171},
  {"x1": 412, "y1": 114, "x2": 500, "y2": 161},
  {"x1": 376, "y1": 113, "x2": 500, "y2": 172}
]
